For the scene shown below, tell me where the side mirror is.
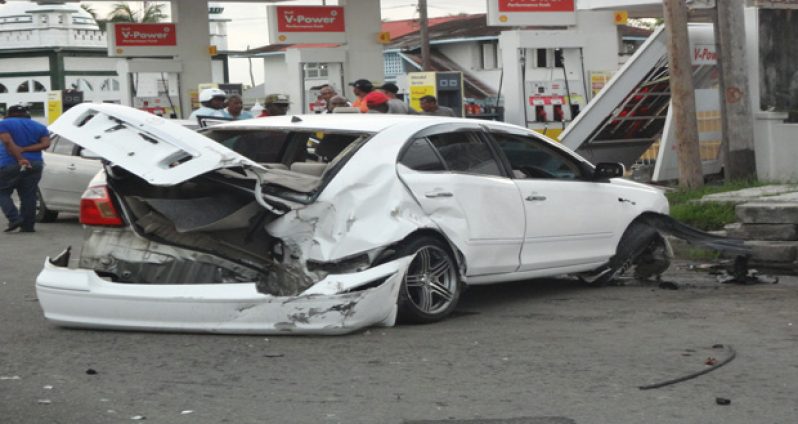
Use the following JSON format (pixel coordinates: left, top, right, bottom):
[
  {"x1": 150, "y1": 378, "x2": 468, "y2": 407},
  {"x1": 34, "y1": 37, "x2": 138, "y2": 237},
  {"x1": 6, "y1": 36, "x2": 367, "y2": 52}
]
[{"x1": 593, "y1": 162, "x2": 625, "y2": 180}]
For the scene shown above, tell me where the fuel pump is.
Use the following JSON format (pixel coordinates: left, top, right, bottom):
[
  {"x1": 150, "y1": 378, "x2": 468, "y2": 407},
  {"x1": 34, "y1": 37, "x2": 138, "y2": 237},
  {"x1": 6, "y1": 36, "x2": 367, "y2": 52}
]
[{"x1": 522, "y1": 47, "x2": 588, "y2": 139}]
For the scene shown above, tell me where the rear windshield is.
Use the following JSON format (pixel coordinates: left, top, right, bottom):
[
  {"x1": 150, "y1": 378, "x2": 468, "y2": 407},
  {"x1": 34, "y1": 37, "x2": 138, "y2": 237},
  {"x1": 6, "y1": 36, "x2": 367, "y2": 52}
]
[{"x1": 202, "y1": 128, "x2": 370, "y2": 167}]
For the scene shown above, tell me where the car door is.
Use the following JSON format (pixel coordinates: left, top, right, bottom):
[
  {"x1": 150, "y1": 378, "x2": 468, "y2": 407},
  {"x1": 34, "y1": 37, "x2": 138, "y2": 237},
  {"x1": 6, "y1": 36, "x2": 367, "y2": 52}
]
[
  {"x1": 488, "y1": 129, "x2": 625, "y2": 272},
  {"x1": 397, "y1": 126, "x2": 526, "y2": 276},
  {"x1": 39, "y1": 135, "x2": 103, "y2": 212}
]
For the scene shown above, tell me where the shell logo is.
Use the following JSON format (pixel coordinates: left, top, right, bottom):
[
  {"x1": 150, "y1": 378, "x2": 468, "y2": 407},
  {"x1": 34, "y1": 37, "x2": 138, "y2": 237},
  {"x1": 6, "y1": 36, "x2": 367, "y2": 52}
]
[
  {"x1": 278, "y1": 35, "x2": 287, "y2": 42},
  {"x1": 499, "y1": 15, "x2": 508, "y2": 23}
]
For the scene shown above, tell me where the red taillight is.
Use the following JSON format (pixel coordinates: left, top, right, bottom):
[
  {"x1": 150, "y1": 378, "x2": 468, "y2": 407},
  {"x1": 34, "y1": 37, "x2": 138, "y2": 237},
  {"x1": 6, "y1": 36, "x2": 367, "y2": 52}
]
[{"x1": 80, "y1": 185, "x2": 124, "y2": 226}]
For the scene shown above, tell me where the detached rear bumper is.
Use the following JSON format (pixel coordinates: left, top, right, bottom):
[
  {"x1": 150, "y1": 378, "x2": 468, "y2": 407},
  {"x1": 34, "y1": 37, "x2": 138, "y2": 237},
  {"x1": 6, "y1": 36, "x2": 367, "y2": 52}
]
[{"x1": 35, "y1": 256, "x2": 411, "y2": 335}]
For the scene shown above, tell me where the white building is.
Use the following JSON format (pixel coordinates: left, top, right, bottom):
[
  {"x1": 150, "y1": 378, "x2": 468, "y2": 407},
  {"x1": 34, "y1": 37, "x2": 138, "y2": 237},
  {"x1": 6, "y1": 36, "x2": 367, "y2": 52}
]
[{"x1": 0, "y1": 1, "x2": 231, "y2": 119}]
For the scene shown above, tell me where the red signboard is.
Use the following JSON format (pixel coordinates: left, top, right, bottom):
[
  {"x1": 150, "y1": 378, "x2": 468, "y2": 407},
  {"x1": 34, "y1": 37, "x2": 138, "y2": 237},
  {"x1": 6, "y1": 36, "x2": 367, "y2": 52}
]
[
  {"x1": 498, "y1": 0, "x2": 575, "y2": 12},
  {"x1": 276, "y1": 6, "x2": 345, "y2": 33},
  {"x1": 114, "y1": 23, "x2": 177, "y2": 47}
]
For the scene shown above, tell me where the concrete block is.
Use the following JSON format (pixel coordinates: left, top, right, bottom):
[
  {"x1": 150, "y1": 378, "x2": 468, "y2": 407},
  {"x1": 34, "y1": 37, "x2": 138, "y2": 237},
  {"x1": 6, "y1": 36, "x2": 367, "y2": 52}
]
[
  {"x1": 744, "y1": 241, "x2": 798, "y2": 263},
  {"x1": 724, "y1": 222, "x2": 798, "y2": 241},
  {"x1": 736, "y1": 202, "x2": 798, "y2": 224}
]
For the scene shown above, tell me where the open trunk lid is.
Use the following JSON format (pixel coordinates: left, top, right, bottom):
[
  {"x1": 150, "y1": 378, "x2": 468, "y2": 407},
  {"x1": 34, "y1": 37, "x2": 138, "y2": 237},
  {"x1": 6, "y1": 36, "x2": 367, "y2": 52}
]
[{"x1": 49, "y1": 103, "x2": 264, "y2": 186}]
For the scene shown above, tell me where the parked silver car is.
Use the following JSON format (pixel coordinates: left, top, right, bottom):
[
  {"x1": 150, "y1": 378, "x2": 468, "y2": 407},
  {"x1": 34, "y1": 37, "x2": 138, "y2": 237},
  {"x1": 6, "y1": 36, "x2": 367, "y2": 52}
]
[{"x1": 37, "y1": 134, "x2": 102, "y2": 221}]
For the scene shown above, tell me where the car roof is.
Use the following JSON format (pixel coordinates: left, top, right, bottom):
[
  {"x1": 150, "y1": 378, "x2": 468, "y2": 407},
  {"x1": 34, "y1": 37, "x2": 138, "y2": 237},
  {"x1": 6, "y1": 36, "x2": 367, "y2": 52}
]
[{"x1": 204, "y1": 113, "x2": 479, "y2": 133}]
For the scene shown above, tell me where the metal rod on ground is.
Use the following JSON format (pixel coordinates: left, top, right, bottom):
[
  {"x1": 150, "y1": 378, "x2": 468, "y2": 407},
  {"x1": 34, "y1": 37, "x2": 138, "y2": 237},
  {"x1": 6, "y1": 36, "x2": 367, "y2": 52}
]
[
  {"x1": 419, "y1": 0, "x2": 431, "y2": 71},
  {"x1": 662, "y1": 0, "x2": 704, "y2": 189}
]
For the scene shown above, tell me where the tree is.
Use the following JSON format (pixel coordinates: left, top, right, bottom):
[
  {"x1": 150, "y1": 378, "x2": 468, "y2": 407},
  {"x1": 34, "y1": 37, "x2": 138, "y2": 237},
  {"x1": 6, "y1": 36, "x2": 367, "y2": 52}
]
[{"x1": 108, "y1": 2, "x2": 167, "y2": 24}]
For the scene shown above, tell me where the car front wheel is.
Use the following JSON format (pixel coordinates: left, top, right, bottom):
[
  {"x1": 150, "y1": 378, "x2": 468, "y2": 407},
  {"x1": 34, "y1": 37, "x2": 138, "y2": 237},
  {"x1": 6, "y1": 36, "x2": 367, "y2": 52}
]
[{"x1": 396, "y1": 236, "x2": 461, "y2": 324}]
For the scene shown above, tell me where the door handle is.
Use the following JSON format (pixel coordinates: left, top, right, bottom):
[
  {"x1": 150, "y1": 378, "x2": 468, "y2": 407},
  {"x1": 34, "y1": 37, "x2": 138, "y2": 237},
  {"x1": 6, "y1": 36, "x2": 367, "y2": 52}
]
[
  {"x1": 525, "y1": 195, "x2": 547, "y2": 202},
  {"x1": 425, "y1": 191, "x2": 453, "y2": 198}
]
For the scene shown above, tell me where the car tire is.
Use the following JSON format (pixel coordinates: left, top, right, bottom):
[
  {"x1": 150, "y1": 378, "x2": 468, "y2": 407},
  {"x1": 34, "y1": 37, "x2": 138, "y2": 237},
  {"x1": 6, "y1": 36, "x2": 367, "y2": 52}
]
[
  {"x1": 36, "y1": 191, "x2": 59, "y2": 223},
  {"x1": 396, "y1": 236, "x2": 461, "y2": 324},
  {"x1": 583, "y1": 221, "x2": 666, "y2": 286}
]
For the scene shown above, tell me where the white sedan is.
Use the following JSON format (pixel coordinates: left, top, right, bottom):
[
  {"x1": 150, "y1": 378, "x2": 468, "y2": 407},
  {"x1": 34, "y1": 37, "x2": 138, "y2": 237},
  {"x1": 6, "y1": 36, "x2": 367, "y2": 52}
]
[{"x1": 36, "y1": 103, "x2": 671, "y2": 334}]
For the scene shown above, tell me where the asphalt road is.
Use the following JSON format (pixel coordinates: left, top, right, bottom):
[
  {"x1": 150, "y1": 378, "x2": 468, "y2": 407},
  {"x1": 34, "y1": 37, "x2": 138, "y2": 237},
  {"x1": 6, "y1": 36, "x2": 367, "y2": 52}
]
[{"x1": 1, "y1": 217, "x2": 797, "y2": 424}]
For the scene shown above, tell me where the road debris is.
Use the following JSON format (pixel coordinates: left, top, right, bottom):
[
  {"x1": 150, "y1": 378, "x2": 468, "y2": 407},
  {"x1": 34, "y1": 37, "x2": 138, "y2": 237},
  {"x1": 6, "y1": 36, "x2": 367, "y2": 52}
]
[
  {"x1": 180, "y1": 410, "x2": 194, "y2": 415},
  {"x1": 639, "y1": 344, "x2": 736, "y2": 390},
  {"x1": 86, "y1": 368, "x2": 98, "y2": 375},
  {"x1": 0, "y1": 375, "x2": 21, "y2": 380},
  {"x1": 37, "y1": 399, "x2": 52, "y2": 405},
  {"x1": 130, "y1": 415, "x2": 146, "y2": 420},
  {"x1": 263, "y1": 353, "x2": 284, "y2": 358},
  {"x1": 658, "y1": 281, "x2": 679, "y2": 290},
  {"x1": 716, "y1": 397, "x2": 731, "y2": 405},
  {"x1": 43, "y1": 385, "x2": 53, "y2": 390}
]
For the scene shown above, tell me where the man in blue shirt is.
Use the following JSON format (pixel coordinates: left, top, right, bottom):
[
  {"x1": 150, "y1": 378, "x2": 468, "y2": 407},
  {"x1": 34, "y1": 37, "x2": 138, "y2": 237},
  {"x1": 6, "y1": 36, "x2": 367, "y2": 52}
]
[{"x1": 0, "y1": 105, "x2": 50, "y2": 233}]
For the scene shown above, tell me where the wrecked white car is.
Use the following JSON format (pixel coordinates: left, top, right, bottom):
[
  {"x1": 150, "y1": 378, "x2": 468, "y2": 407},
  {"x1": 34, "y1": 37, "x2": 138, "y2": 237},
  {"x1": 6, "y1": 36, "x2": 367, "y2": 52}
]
[{"x1": 36, "y1": 103, "x2": 673, "y2": 335}]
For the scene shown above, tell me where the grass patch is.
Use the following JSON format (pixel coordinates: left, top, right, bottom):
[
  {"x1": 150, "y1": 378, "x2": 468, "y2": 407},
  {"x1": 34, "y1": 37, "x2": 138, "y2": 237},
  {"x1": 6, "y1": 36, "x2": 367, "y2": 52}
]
[
  {"x1": 669, "y1": 201, "x2": 737, "y2": 231},
  {"x1": 665, "y1": 179, "x2": 768, "y2": 231},
  {"x1": 665, "y1": 179, "x2": 767, "y2": 205}
]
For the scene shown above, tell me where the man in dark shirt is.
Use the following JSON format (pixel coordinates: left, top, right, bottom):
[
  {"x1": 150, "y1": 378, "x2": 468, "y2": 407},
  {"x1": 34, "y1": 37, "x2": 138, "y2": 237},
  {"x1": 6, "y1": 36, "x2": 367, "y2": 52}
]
[{"x1": 0, "y1": 105, "x2": 50, "y2": 233}]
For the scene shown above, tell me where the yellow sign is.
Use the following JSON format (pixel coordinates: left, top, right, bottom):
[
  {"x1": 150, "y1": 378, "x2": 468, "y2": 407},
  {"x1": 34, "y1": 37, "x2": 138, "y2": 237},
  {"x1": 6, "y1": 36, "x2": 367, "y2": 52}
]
[
  {"x1": 208, "y1": 45, "x2": 218, "y2": 56},
  {"x1": 589, "y1": 71, "x2": 614, "y2": 97},
  {"x1": 377, "y1": 31, "x2": 391, "y2": 44},
  {"x1": 408, "y1": 72, "x2": 437, "y2": 112},
  {"x1": 46, "y1": 91, "x2": 62, "y2": 125},
  {"x1": 614, "y1": 10, "x2": 628, "y2": 25}
]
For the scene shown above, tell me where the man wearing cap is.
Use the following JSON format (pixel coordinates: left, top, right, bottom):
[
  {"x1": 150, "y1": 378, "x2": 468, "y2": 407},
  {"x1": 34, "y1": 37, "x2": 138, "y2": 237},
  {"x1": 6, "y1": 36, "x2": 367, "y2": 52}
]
[
  {"x1": 379, "y1": 83, "x2": 410, "y2": 114},
  {"x1": 364, "y1": 91, "x2": 390, "y2": 114},
  {"x1": 349, "y1": 79, "x2": 374, "y2": 113},
  {"x1": 0, "y1": 105, "x2": 50, "y2": 233},
  {"x1": 189, "y1": 88, "x2": 227, "y2": 123},
  {"x1": 258, "y1": 94, "x2": 290, "y2": 117}
]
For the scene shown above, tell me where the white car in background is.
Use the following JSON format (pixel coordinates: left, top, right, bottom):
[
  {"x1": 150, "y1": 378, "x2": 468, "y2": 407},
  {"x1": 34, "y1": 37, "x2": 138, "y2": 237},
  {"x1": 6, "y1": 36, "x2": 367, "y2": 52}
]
[
  {"x1": 36, "y1": 103, "x2": 674, "y2": 335},
  {"x1": 37, "y1": 134, "x2": 103, "y2": 221}
]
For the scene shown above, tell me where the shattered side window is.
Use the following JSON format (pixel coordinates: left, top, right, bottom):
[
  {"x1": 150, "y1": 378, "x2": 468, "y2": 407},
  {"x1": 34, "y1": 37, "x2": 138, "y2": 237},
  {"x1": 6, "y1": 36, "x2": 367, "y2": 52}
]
[
  {"x1": 400, "y1": 138, "x2": 446, "y2": 171},
  {"x1": 427, "y1": 132, "x2": 503, "y2": 177}
]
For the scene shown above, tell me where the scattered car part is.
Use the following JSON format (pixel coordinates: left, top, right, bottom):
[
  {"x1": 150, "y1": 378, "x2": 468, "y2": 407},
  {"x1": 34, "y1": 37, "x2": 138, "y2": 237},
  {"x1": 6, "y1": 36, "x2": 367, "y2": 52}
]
[{"x1": 639, "y1": 344, "x2": 736, "y2": 390}]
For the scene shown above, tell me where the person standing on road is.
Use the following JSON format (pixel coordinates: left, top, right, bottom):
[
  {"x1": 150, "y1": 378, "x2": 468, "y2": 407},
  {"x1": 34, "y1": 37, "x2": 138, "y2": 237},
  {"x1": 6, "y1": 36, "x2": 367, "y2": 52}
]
[
  {"x1": 349, "y1": 79, "x2": 374, "y2": 113},
  {"x1": 0, "y1": 105, "x2": 50, "y2": 233},
  {"x1": 224, "y1": 94, "x2": 253, "y2": 120},
  {"x1": 189, "y1": 88, "x2": 227, "y2": 123},
  {"x1": 258, "y1": 94, "x2": 291, "y2": 117},
  {"x1": 364, "y1": 91, "x2": 391, "y2": 114},
  {"x1": 419, "y1": 95, "x2": 457, "y2": 117},
  {"x1": 378, "y1": 82, "x2": 411, "y2": 114},
  {"x1": 317, "y1": 85, "x2": 339, "y2": 113}
]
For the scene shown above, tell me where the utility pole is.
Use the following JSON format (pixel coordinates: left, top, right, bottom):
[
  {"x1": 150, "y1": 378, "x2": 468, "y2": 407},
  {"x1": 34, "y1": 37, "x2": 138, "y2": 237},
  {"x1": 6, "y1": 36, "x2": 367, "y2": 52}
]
[
  {"x1": 663, "y1": 0, "x2": 704, "y2": 189},
  {"x1": 419, "y1": 0, "x2": 431, "y2": 71},
  {"x1": 714, "y1": 0, "x2": 757, "y2": 180}
]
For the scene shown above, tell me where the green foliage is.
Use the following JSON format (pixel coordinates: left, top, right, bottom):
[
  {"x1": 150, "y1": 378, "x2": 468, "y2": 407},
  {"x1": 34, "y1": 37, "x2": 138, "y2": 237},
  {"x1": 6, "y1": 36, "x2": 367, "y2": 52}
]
[
  {"x1": 665, "y1": 179, "x2": 766, "y2": 205},
  {"x1": 108, "y1": 2, "x2": 167, "y2": 23},
  {"x1": 669, "y1": 201, "x2": 737, "y2": 231},
  {"x1": 666, "y1": 179, "x2": 767, "y2": 231}
]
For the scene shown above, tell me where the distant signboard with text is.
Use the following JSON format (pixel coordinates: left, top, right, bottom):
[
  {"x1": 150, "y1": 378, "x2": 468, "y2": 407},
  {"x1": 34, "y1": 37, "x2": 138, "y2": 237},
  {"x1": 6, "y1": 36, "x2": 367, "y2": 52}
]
[
  {"x1": 107, "y1": 23, "x2": 178, "y2": 57},
  {"x1": 487, "y1": 0, "x2": 576, "y2": 26},
  {"x1": 268, "y1": 6, "x2": 346, "y2": 44}
]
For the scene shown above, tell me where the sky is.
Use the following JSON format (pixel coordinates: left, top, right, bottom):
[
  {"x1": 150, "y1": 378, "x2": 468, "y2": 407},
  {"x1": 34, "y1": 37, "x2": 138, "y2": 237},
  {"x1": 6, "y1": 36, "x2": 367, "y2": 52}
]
[{"x1": 83, "y1": 0, "x2": 487, "y2": 87}]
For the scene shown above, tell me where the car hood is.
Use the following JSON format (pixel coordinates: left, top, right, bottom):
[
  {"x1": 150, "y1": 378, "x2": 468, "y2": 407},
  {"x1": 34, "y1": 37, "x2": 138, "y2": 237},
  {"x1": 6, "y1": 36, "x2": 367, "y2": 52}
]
[{"x1": 49, "y1": 103, "x2": 264, "y2": 186}]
